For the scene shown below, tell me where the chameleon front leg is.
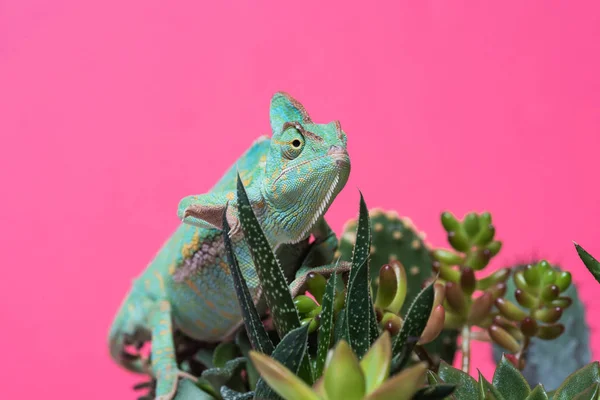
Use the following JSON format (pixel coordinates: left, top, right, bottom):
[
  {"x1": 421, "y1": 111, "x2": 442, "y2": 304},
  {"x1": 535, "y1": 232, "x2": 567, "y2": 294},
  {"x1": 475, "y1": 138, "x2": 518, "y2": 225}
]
[{"x1": 150, "y1": 300, "x2": 198, "y2": 400}]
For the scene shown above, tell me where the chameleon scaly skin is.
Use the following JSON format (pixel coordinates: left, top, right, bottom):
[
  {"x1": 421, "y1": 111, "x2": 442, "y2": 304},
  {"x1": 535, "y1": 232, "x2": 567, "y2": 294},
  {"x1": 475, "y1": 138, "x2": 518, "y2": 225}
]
[{"x1": 108, "y1": 92, "x2": 350, "y2": 399}]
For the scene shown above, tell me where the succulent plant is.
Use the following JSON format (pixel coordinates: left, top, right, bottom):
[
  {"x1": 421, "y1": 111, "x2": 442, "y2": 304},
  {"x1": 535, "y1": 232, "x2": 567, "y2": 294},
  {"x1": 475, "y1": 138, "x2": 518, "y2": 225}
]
[
  {"x1": 433, "y1": 355, "x2": 600, "y2": 400},
  {"x1": 492, "y1": 262, "x2": 591, "y2": 391},
  {"x1": 248, "y1": 332, "x2": 434, "y2": 400}
]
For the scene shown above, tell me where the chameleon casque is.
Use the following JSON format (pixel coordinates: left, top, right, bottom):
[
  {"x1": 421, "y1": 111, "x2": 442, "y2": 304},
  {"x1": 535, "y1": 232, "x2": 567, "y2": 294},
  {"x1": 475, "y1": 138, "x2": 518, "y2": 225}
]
[{"x1": 108, "y1": 92, "x2": 351, "y2": 399}]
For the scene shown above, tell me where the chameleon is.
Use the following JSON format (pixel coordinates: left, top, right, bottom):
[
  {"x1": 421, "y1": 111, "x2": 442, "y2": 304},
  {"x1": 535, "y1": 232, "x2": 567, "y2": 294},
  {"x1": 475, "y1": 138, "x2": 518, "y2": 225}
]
[{"x1": 108, "y1": 92, "x2": 351, "y2": 399}]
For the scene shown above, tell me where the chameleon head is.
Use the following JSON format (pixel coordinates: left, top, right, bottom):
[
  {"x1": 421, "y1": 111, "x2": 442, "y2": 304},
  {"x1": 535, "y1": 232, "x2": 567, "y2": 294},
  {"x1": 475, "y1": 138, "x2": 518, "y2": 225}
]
[{"x1": 262, "y1": 92, "x2": 351, "y2": 243}]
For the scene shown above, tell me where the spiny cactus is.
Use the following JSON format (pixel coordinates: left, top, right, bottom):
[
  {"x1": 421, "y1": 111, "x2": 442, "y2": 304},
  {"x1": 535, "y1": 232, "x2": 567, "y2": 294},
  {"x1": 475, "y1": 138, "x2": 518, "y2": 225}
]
[
  {"x1": 492, "y1": 262, "x2": 591, "y2": 391},
  {"x1": 337, "y1": 208, "x2": 432, "y2": 314}
]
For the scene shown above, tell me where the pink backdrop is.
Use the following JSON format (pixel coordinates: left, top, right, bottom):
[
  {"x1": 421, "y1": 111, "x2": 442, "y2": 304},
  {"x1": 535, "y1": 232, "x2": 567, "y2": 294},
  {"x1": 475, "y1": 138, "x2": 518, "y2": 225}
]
[{"x1": 2, "y1": 1, "x2": 600, "y2": 398}]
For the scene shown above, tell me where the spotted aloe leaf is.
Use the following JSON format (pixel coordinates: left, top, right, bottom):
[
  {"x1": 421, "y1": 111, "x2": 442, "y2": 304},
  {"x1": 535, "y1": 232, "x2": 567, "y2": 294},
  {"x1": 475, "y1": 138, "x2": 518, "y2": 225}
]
[
  {"x1": 315, "y1": 269, "x2": 338, "y2": 377},
  {"x1": 254, "y1": 324, "x2": 311, "y2": 400},
  {"x1": 391, "y1": 281, "x2": 435, "y2": 372},
  {"x1": 220, "y1": 387, "x2": 255, "y2": 400},
  {"x1": 574, "y1": 242, "x2": 600, "y2": 284},
  {"x1": 222, "y1": 203, "x2": 274, "y2": 356},
  {"x1": 236, "y1": 174, "x2": 301, "y2": 339},
  {"x1": 343, "y1": 192, "x2": 379, "y2": 358}
]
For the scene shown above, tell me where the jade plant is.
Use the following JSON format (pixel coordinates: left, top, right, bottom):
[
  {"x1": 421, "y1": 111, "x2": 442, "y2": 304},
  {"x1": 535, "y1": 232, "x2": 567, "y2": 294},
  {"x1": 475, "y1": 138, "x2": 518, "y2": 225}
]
[{"x1": 130, "y1": 176, "x2": 599, "y2": 400}]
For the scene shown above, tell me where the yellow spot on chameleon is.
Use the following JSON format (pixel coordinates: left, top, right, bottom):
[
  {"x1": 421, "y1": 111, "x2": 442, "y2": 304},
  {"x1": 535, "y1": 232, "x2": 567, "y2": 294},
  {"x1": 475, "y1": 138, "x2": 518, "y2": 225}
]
[
  {"x1": 168, "y1": 264, "x2": 176, "y2": 275},
  {"x1": 259, "y1": 155, "x2": 267, "y2": 163},
  {"x1": 154, "y1": 271, "x2": 165, "y2": 291},
  {"x1": 220, "y1": 310, "x2": 235, "y2": 320},
  {"x1": 226, "y1": 192, "x2": 235, "y2": 200},
  {"x1": 145, "y1": 279, "x2": 151, "y2": 290},
  {"x1": 181, "y1": 231, "x2": 201, "y2": 259},
  {"x1": 195, "y1": 319, "x2": 207, "y2": 329},
  {"x1": 160, "y1": 301, "x2": 170, "y2": 311}
]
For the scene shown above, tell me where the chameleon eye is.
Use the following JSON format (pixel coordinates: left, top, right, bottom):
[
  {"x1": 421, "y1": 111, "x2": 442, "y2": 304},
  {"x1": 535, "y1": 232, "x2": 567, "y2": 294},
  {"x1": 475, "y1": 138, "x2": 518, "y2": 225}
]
[{"x1": 292, "y1": 139, "x2": 302, "y2": 148}]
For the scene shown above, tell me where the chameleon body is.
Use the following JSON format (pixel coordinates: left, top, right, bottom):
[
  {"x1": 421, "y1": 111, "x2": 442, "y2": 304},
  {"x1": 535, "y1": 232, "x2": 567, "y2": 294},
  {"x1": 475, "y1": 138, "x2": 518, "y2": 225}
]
[{"x1": 108, "y1": 92, "x2": 351, "y2": 399}]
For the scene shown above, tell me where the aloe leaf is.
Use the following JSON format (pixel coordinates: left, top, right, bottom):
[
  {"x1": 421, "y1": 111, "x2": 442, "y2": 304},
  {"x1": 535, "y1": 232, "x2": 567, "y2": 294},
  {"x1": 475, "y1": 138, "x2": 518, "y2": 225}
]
[
  {"x1": 492, "y1": 355, "x2": 531, "y2": 399},
  {"x1": 437, "y1": 361, "x2": 479, "y2": 400},
  {"x1": 222, "y1": 204, "x2": 274, "y2": 355},
  {"x1": 552, "y1": 362, "x2": 600, "y2": 400},
  {"x1": 236, "y1": 174, "x2": 301, "y2": 339},
  {"x1": 254, "y1": 324, "x2": 311, "y2": 400},
  {"x1": 365, "y1": 362, "x2": 428, "y2": 400},
  {"x1": 344, "y1": 192, "x2": 378, "y2": 357},
  {"x1": 315, "y1": 269, "x2": 337, "y2": 377},
  {"x1": 391, "y1": 281, "x2": 435, "y2": 371},
  {"x1": 360, "y1": 331, "x2": 392, "y2": 394},
  {"x1": 574, "y1": 242, "x2": 600, "y2": 284}
]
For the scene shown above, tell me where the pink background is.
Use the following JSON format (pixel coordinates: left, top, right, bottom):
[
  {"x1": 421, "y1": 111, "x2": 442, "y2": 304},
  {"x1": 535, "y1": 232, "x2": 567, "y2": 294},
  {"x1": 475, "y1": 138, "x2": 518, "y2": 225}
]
[{"x1": 2, "y1": 1, "x2": 600, "y2": 398}]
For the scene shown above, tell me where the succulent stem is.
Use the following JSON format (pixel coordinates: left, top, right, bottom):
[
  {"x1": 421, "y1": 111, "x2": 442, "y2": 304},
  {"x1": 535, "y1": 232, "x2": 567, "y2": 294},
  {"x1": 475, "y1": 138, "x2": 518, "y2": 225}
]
[{"x1": 461, "y1": 324, "x2": 471, "y2": 373}]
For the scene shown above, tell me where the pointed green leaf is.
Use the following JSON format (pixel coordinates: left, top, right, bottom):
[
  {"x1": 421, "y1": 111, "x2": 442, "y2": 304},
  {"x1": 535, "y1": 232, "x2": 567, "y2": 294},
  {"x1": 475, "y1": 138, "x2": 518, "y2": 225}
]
[
  {"x1": 249, "y1": 351, "x2": 319, "y2": 400},
  {"x1": 552, "y1": 362, "x2": 600, "y2": 400},
  {"x1": 438, "y1": 361, "x2": 480, "y2": 400},
  {"x1": 236, "y1": 174, "x2": 301, "y2": 339},
  {"x1": 316, "y1": 270, "x2": 337, "y2": 377},
  {"x1": 344, "y1": 192, "x2": 378, "y2": 357},
  {"x1": 574, "y1": 242, "x2": 600, "y2": 284},
  {"x1": 391, "y1": 281, "x2": 435, "y2": 369},
  {"x1": 525, "y1": 384, "x2": 548, "y2": 400},
  {"x1": 324, "y1": 340, "x2": 366, "y2": 400},
  {"x1": 234, "y1": 330, "x2": 261, "y2": 390},
  {"x1": 479, "y1": 371, "x2": 506, "y2": 400},
  {"x1": 222, "y1": 205, "x2": 274, "y2": 355},
  {"x1": 493, "y1": 355, "x2": 531, "y2": 399},
  {"x1": 254, "y1": 324, "x2": 311, "y2": 400}
]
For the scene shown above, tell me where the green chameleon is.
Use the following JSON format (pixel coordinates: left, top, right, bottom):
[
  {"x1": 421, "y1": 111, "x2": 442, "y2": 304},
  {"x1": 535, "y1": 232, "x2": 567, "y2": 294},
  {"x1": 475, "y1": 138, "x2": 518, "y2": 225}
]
[{"x1": 108, "y1": 92, "x2": 351, "y2": 399}]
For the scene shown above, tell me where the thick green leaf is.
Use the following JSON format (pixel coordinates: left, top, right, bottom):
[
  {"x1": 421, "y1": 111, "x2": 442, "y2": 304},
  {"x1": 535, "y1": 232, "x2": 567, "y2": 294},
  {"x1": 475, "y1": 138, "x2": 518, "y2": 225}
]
[
  {"x1": 315, "y1": 270, "x2": 337, "y2": 377},
  {"x1": 391, "y1": 281, "x2": 435, "y2": 370},
  {"x1": 173, "y1": 379, "x2": 216, "y2": 400},
  {"x1": 236, "y1": 174, "x2": 301, "y2": 339},
  {"x1": 254, "y1": 324, "x2": 311, "y2": 399},
  {"x1": 526, "y1": 385, "x2": 549, "y2": 400},
  {"x1": 552, "y1": 362, "x2": 600, "y2": 400},
  {"x1": 366, "y1": 362, "x2": 428, "y2": 400},
  {"x1": 250, "y1": 351, "x2": 319, "y2": 400},
  {"x1": 493, "y1": 355, "x2": 531, "y2": 399},
  {"x1": 344, "y1": 193, "x2": 378, "y2": 357},
  {"x1": 437, "y1": 361, "x2": 479, "y2": 400},
  {"x1": 479, "y1": 371, "x2": 505, "y2": 400},
  {"x1": 412, "y1": 384, "x2": 456, "y2": 399},
  {"x1": 360, "y1": 331, "x2": 392, "y2": 394},
  {"x1": 574, "y1": 242, "x2": 600, "y2": 284},
  {"x1": 220, "y1": 387, "x2": 254, "y2": 400},
  {"x1": 201, "y1": 357, "x2": 246, "y2": 394},
  {"x1": 222, "y1": 205, "x2": 274, "y2": 355},
  {"x1": 324, "y1": 340, "x2": 366, "y2": 400},
  {"x1": 572, "y1": 383, "x2": 600, "y2": 400},
  {"x1": 212, "y1": 342, "x2": 239, "y2": 368}
]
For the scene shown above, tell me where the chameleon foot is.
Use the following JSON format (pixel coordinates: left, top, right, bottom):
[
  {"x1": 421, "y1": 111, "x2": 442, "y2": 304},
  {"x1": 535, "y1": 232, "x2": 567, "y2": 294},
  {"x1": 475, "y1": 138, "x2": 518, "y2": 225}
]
[{"x1": 155, "y1": 367, "x2": 198, "y2": 400}]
